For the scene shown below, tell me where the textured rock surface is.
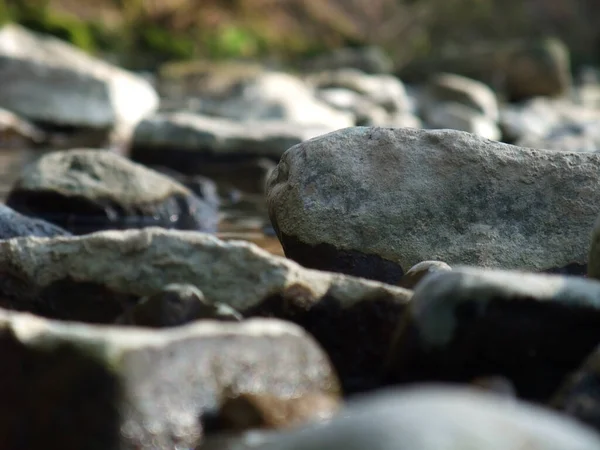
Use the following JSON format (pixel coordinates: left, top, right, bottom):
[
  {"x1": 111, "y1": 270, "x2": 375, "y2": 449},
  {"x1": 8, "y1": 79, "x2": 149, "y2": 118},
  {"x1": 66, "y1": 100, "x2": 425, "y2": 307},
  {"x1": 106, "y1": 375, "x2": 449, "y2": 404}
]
[
  {"x1": 0, "y1": 204, "x2": 71, "y2": 239},
  {"x1": 258, "y1": 386, "x2": 600, "y2": 450},
  {"x1": 267, "y1": 127, "x2": 600, "y2": 282},
  {"x1": 6, "y1": 149, "x2": 218, "y2": 234},
  {"x1": 0, "y1": 24, "x2": 158, "y2": 131},
  {"x1": 130, "y1": 112, "x2": 335, "y2": 174},
  {"x1": 0, "y1": 227, "x2": 411, "y2": 391},
  {"x1": 387, "y1": 267, "x2": 600, "y2": 401},
  {"x1": 0, "y1": 311, "x2": 338, "y2": 450}
]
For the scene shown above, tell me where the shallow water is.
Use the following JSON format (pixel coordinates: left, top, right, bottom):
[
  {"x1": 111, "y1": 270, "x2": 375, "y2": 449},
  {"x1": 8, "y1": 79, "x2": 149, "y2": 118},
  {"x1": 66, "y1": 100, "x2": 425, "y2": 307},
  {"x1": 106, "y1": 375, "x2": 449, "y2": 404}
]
[{"x1": 0, "y1": 147, "x2": 284, "y2": 256}]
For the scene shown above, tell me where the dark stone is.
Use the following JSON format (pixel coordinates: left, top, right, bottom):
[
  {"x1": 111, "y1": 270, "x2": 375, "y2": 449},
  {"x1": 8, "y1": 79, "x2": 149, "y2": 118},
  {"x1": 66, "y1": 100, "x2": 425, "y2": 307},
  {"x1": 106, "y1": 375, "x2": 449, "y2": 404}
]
[
  {"x1": 0, "y1": 276, "x2": 138, "y2": 323},
  {"x1": 0, "y1": 204, "x2": 71, "y2": 239},
  {"x1": 386, "y1": 281, "x2": 600, "y2": 402},
  {"x1": 6, "y1": 190, "x2": 216, "y2": 235},
  {"x1": 246, "y1": 283, "x2": 408, "y2": 394},
  {"x1": 277, "y1": 232, "x2": 404, "y2": 285},
  {"x1": 551, "y1": 346, "x2": 600, "y2": 431},
  {"x1": 0, "y1": 332, "x2": 122, "y2": 450}
]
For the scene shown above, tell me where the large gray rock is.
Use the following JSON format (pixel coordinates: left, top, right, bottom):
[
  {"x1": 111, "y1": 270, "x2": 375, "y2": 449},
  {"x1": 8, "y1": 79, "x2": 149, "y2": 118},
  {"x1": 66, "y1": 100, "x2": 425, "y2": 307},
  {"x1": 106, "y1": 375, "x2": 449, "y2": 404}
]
[
  {"x1": 130, "y1": 112, "x2": 335, "y2": 174},
  {"x1": 0, "y1": 310, "x2": 338, "y2": 450},
  {"x1": 267, "y1": 127, "x2": 600, "y2": 283},
  {"x1": 0, "y1": 204, "x2": 71, "y2": 239},
  {"x1": 5, "y1": 149, "x2": 218, "y2": 234},
  {"x1": 0, "y1": 24, "x2": 158, "y2": 132},
  {"x1": 0, "y1": 227, "x2": 411, "y2": 391},
  {"x1": 259, "y1": 386, "x2": 600, "y2": 450},
  {"x1": 387, "y1": 267, "x2": 600, "y2": 401}
]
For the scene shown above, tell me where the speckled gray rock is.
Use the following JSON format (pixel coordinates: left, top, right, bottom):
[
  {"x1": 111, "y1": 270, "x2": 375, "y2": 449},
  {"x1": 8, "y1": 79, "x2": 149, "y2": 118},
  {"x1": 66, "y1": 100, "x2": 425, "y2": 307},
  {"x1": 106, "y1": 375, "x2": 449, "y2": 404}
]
[
  {"x1": 0, "y1": 310, "x2": 338, "y2": 450},
  {"x1": 551, "y1": 344, "x2": 600, "y2": 431},
  {"x1": 0, "y1": 24, "x2": 157, "y2": 132},
  {"x1": 387, "y1": 267, "x2": 600, "y2": 401},
  {"x1": 0, "y1": 227, "x2": 411, "y2": 392},
  {"x1": 258, "y1": 386, "x2": 600, "y2": 450},
  {"x1": 267, "y1": 127, "x2": 600, "y2": 283},
  {"x1": 397, "y1": 260, "x2": 451, "y2": 290},
  {"x1": 0, "y1": 204, "x2": 71, "y2": 239},
  {"x1": 115, "y1": 283, "x2": 242, "y2": 327},
  {"x1": 130, "y1": 112, "x2": 337, "y2": 176},
  {"x1": 5, "y1": 149, "x2": 218, "y2": 234}
]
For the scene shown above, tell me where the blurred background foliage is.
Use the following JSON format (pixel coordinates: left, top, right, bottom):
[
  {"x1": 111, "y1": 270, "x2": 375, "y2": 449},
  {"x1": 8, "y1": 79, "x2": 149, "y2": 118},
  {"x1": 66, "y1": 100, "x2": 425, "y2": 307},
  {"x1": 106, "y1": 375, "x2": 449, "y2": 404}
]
[{"x1": 0, "y1": 0, "x2": 598, "y2": 72}]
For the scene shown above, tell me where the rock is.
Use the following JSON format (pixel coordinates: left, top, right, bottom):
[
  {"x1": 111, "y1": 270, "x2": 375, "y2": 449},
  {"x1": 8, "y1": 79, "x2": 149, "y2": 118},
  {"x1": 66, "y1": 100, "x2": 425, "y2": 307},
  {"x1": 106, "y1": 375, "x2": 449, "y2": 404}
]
[
  {"x1": 0, "y1": 227, "x2": 411, "y2": 392},
  {"x1": 130, "y1": 112, "x2": 336, "y2": 177},
  {"x1": 504, "y1": 37, "x2": 572, "y2": 101},
  {"x1": 397, "y1": 260, "x2": 452, "y2": 290},
  {"x1": 267, "y1": 127, "x2": 600, "y2": 283},
  {"x1": 551, "y1": 344, "x2": 600, "y2": 431},
  {"x1": 0, "y1": 204, "x2": 71, "y2": 239},
  {"x1": 422, "y1": 73, "x2": 499, "y2": 121},
  {"x1": 258, "y1": 386, "x2": 600, "y2": 450},
  {"x1": 301, "y1": 46, "x2": 393, "y2": 74},
  {"x1": 149, "y1": 165, "x2": 220, "y2": 209},
  {"x1": 197, "y1": 72, "x2": 354, "y2": 129},
  {"x1": 516, "y1": 119, "x2": 600, "y2": 153},
  {"x1": 5, "y1": 149, "x2": 218, "y2": 234},
  {"x1": 198, "y1": 430, "x2": 281, "y2": 450},
  {"x1": 0, "y1": 107, "x2": 45, "y2": 147},
  {"x1": 214, "y1": 392, "x2": 340, "y2": 431},
  {"x1": 386, "y1": 267, "x2": 600, "y2": 401},
  {"x1": 308, "y1": 69, "x2": 410, "y2": 114},
  {"x1": 0, "y1": 24, "x2": 158, "y2": 139},
  {"x1": 424, "y1": 102, "x2": 501, "y2": 141},
  {"x1": 115, "y1": 283, "x2": 243, "y2": 327},
  {"x1": 0, "y1": 310, "x2": 338, "y2": 450},
  {"x1": 316, "y1": 88, "x2": 390, "y2": 126}
]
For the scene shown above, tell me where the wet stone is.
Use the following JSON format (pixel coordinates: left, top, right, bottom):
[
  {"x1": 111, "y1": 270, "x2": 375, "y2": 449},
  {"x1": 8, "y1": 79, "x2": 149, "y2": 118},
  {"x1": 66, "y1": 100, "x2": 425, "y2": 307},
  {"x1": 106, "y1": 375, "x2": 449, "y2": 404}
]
[
  {"x1": 0, "y1": 311, "x2": 338, "y2": 450},
  {"x1": 115, "y1": 283, "x2": 243, "y2": 328},
  {"x1": 0, "y1": 228, "x2": 411, "y2": 392},
  {"x1": 5, "y1": 148, "x2": 218, "y2": 234},
  {"x1": 386, "y1": 267, "x2": 600, "y2": 402}
]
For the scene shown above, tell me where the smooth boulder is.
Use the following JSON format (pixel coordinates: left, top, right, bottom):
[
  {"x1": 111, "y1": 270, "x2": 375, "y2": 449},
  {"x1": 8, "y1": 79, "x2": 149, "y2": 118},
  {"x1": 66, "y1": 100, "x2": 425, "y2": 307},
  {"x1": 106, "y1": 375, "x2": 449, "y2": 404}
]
[
  {"x1": 6, "y1": 149, "x2": 218, "y2": 234},
  {"x1": 0, "y1": 311, "x2": 338, "y2": 450},
  {"x1": 259, "y1": 386, "x2": 600, "y2": 450},
  {"x1": 267, "y1": 127, "x2": 600, "y2": 283},
  {"x1": 386, "y1": 267, "x2": 600, "y2": 401},
  {"x1": 0, "y1": 227, "x2": 411, "y2": 392}
]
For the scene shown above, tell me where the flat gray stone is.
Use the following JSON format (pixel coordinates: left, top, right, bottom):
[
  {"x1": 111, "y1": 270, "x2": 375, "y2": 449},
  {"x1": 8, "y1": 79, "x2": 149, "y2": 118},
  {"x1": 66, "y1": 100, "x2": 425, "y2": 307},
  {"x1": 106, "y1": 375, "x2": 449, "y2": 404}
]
[
  {"x1": 387, "y1": 267, "x2": 600, "y2": 401},
  {"x1": 258, "y1": 386, "x2": 600, "y2": 450},
  {"x1": 0, "y1": 227, "x2": 411, "y2": 392},
  {"x1": 267, "y1": 127, "x2": 600, "y2": 283},
  {"x1": 0, "y1": 311, "x2": 338, "y2": 449}
]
